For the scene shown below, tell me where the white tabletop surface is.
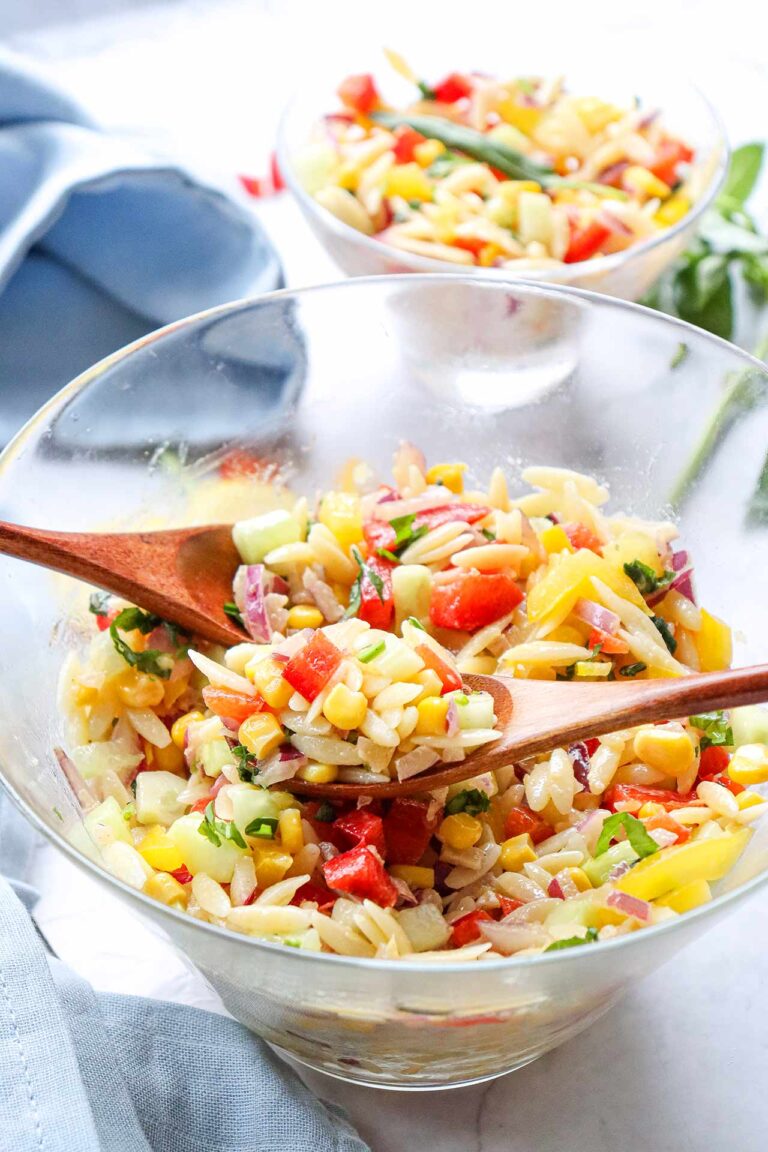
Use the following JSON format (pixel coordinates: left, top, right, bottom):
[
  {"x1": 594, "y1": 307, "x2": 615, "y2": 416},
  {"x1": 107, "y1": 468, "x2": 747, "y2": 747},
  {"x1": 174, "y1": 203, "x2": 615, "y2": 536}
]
[{"x1": 8, "y1": 2, "x2": 768, "y2": 1147}]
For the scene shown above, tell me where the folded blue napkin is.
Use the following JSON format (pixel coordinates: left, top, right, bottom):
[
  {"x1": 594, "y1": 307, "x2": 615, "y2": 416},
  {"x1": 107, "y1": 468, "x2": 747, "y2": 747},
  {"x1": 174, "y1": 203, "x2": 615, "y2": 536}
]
[
  {"x1": 0, "y1": 47, "x2": 283, "y2": 443},
  {"x1": 0, "y1": 794, "x2": 368, "y2": 1152}
]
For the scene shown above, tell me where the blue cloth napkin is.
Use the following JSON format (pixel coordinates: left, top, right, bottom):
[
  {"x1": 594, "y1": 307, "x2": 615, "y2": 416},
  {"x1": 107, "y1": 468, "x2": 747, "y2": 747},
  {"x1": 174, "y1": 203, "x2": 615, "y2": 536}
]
[
  {"x1": 0, "y1": 793, "x2": 368, "y2": 1152},
  {"x1": 0, "y1": 47, "x2": 283, "y2": 443}
]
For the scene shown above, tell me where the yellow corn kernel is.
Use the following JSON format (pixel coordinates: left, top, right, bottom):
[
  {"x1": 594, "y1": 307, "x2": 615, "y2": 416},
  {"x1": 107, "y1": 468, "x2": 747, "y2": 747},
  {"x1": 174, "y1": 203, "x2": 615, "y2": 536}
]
[
  {"x1": 238, "y1": 712, "x2": 285, "y2": 759},
  {"x1": 323, "y1": 683, "x2": 368, "y2": 730},
  {"x1": 171, "y1": 710, "x2": 205, "y2": 749},
  {"x1": 622, "y1": 165, "x2": 672, "y2": 200},
  {"x1": 385, "y1": 162, "x2": 433, "y2": 202},
  {"x1": 278, "y1": 808, "x2": 304, "y2": 854},
  {"x1": 286, "y1": 605, "x2": 324, "y2": 630},
  {"x1": 656, "y1": 878, "x2": 712, "y2": 914},
  {"x1": 638, "y1": 802, "x2": 666, "y2": 819},
  {"x1": 137, "y1": 825, "x2": 185, "y2": 872},
  {"x1": 152, "y1": 740, "x2": 185, "y2": 774},
  {"x1": 145, "y1": 872, "x2": 188, "y2": 908},
  {"x1": 252, "y1": 844, "x2": 293, "y2": 888},
  {"x1": 297, "y1": 763, "x2": 339, "y2": 784},
  {"x1": 413, "y1": 669, "x2": 444, "y2": 703},
  {"x1": 440, "y1": 813, "x2": 483, "y2": 850},
  {"x1": 539, "y1": 524, "x2": 574, "y2": 555},
  {"x1": 413, "y1": 138, "x2": 444, "y2": 167},
  {"x1": 425, "y1": 462, "x2": 466, "y2": 494},
  {"x1": 117, "y1": 670, "x2": 166, "y2": 709},
  {"x1": 389, "y1": 865, "x2": 435, "y2": 889},
  {"x1": 736, "y1": 789, "x2": 764, "y2": 811},
  {"x1": 547, "y1": 625, "x2": 586, "y2": 646},
  {"x1": 74, "y1": 683, "x2": 99, "y2": 706},
  {"x1": 696, "y1": 608, "x2": 732, "y2": 672},
  {"x1": 655, "y1": 194, "x2": 691, "y2": 227},
  {"x1": 566, "y1": 867, "x2": 592, "y2": 892},
  {"x1": 415, "y1": 696, "x2": 449, "y2": 735},
  {"x1": 496, "y1": 178, "x2": 543, "y2": 201},
  {"x1": 499, "y1": 833, "x2": 537, "y2": 871},
  {"x1": 318, "y1": 491, "x2": 364, "y2": 550},
  {"x1": 247, "y1": 656, "x2": 294, "y2": 709},
  {"x1": 728, "y1": 744, "x2": 768, "y2": 786},
  {"x1": 633, "y1": 725, "x2": 695, "y2": 776}
]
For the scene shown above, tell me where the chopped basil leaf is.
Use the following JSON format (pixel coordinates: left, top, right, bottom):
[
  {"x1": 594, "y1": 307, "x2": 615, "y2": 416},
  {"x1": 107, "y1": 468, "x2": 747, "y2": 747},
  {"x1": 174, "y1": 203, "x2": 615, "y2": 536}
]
[
  {"x1": 407, "y1": 616, "x2": 426, "y2": 631},
  {"x1": 544, "y1": 927, "x2": 599, "y2": 952},
  {"x1": 417, "y1": 79, "x2": 437, "y2": 100},
  {"x1": 108, "y1": 606, "x2": 178, "y2": 679},
  {"x1": 623, "y1": 559, "x2": 674, "y2": 596},
  {"x1": 595, "y1": 812, "x2": 659, "y2": 859},
  {"x1": 223, "y1": 601, "x2": 245, "y2": 627},
  {"x1": 198, "y1": 802, "x2": 246, "y2": 849},
  {"x1": 619, "y1": 662, "x2": 647, "y2": 677},
  {"x1": 315, "y1": 801, "x2": 335, "y2": 823},
  {"x1": 283, "y1": 936, "x2": 303, "y2": 948},
  {"x1": 481, "y1": 528, "x2": 496, "y2": 541},
  {"x1": 445, "y1": 788, "x2": 491, "y2": 817},
  {"x1": 558, "y1": 663, "x2": 577, "y2": 681},
  {"x1": 376, "y1": 548, "x2": 401, "y2": 563},
  {"x1": 345, "y1": 548, "x2": 387, "y2": 618},
  {"x1": 388, "y1": 513, "x2": 429, "y2": 555},
  {"x1": 245, "y1": 816, "x2": 278, "y2": 839},
  {"x1": 651, "y1": 614, "x2": 678, "y2": 654},
  {"x1": 359, "y1": 639, "x2": 386, "y2": 664},
  {"x1": 591, "y1": 642, "x2": 603, "y2": 658},
  {"x1": 232, "y1": 743, "x2": 260, "y2": 782},
  {"x1": 407, "y1": 198, "x2": 423, "y2": 210},
  {"x1": 670, "y1": 342, "x2": 689, "y2": 369},
  {"x1": 689, "y1": 710, "x2": 734, "y2": 749},
  {"x1": 88, "y1": 591, "x2": 111, "y2": 617}
]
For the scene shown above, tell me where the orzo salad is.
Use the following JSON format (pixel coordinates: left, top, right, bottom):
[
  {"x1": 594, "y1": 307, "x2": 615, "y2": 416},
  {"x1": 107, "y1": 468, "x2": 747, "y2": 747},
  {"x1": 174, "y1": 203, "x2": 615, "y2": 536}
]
[
  {"x1": 296, "y1": 52, "x2": 700, "y2": 269},
  {"x1": 60, "y1": 444, "x2": 768, "y2": 961}
]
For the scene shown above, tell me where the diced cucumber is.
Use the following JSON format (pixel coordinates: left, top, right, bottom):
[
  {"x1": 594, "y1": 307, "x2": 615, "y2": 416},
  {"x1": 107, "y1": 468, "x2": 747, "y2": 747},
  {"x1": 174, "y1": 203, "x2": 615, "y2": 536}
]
[
  {"x1": 84, "y1": 796, "x2": 133, "y2": 849},
  {"x1": 448, "y1": 690, "x2": 496, "y2": 730},
  {"x1": 293, "y1": 141, "x2": 340, "y2": 195},
  {"x1": 198, "y1": 738, "x2": 236, "y2": 778},
  {"x1": 397, "y1": 903, "x2": 451, "y2": 952},
  {"x1": 166, "y1": 812, "x2": 244, "y2": 882},
  {"x1": 227, "y1": 784, "x2": 296, "y2": 834},
  {"x1": 232, "y1": 510, "x2": 304, "y2": 564},
  {"x1": 545, "y1": 892, "x2": 599, "y2": 929},
  {"x1": 731, "y1": 705, "x2": 768, "y2": 748},
  {"x1": 517, "y1": 191, "x2": 554, "y2": 246},
  {"x1": 582, "y1": 840, "x2": 639, "y2": 887},
  {"x1": 70, "y1": 742, "x2": 143, "y2": 781},
  {"x1": 392, "y1": 564, "x2": 432, "y2": 630},
  {"x1": 135, "y1": 770, "x2": 188, "y2": 827},
  {"x1": 364, "y1": 633, "x2": 424, "y2": 681}
]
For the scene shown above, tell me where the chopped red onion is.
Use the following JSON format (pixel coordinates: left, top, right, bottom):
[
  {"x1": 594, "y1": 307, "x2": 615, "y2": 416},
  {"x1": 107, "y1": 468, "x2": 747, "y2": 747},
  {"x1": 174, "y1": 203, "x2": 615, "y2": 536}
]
[
  {"x1": 146, "y1": 626, "x2": 175, "y2": 653},
  {"x1": 606, "y1": 889, "x2": 651, "y2": 921},
  {"x1": 671, "y1": 570, "x2": 696, "y2": 603},
  {"x1": 396, "y1": 746, "x2": 440, "y2": 781},
  {"x1": 220, "y1": 717, "x2": 239, "y2": 734},
  {"x1": 445, "y1": 700, "x2": 460, "y2": 739},
  {"x1": 568, "y1": 742, "x2": 592, "y2": 789},
  {"x1": 279, "y1": 745, "x2": 307, "y2": 763},
  {"x1": 573, "y1": 598, "x2": 620, "y2": 635},
  {"x1": 547, "y1": 876, "x2": 565, "y2": 900},
  {"x1": 671, "y1": 550, "x2": 689, "y2": 572},
  {"x1": 273, "y1": 629, "x2": 311, "y2": 659},
  {"x1": 211, "y1": 774, "x2": 229, "y2": 797},
  {"x1": 392, "y1": 877, "x2": 418, "y2": 907},
  {"x1": 258, "y1": 753, "x2": 304, "y2": 787},
  {"x1": 608, "y1": 860, "x2": 633, "y2": 881}
]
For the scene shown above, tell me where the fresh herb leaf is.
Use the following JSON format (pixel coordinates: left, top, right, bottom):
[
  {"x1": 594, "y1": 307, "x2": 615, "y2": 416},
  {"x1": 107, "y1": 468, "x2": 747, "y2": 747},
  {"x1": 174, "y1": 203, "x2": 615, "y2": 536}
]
[
  {"x1": 417, "y1": 79, "x2": 437, "y2": 100},
  {"x1": 651, "y1": 615, "x2": 677, "y2": 654},
  {"x1": 224, "y1": 601, "x2": 245, "y2": 627},
  {"x1": 109, "y1": 607, "x2": 171, "y2": 679},
  {"x1": 619, "y1": 662, "x2": 647, "y2": 677},
  {"x1": 481, "y1": 528, "x2": 496, "y2": 541},
  {"x1": 689, "y1": 710, "x2": 734, "y2": 749},
  {"x1": 232, "y1": 743, "x2": 260, "y2": 782},
  {"x1": 670, "y1": 342, "x2": 689, "y2": 369},
  {"x1": 595, "y1": 812, "x2": 660, "y2": 859},
  {"x1": 358, "y1": 639, "x2": 386, "y2": 664},
  {"x1": 88, "y1": 591, "x2": 111, "y2": 617},
  {"x1": 345, "y1": 548, "x2": 387, "y2": 618},
  {"x1": 198, "y1": 802, "x2": 246, "y2": 849},
  {"x1": 544, "y1": 927, "x2": 599, "y2": 952},
  {"x1": 445, "y1": 788, "x2": 491, "y2": 817},
  {"x1": 557, "y1": 663, "x2": 577, "y2": 681},
  {"x1": 245, "y1": 817, "x2": 278, "y2": 839},
  {"x1": 720, "y1": 142, "x2": 764, "y2": 206},
  {"x1": 389, "y1": 513, "x2": 429, "y2": 554},
  {"x1": 590, "y1": 642, "x2": 603, "y2": 658},
  {"x1": 315, "y1": 801, "x2": 335, "y2": 823},
  {"x1": 407, "y1": 616, "x2": 426, "y2": 631},
  {"x1": 376, "y1": 548, "x2": 401, "y2": 563},
  {"x1": 623, "y1": 559, "x2": 673, "y2": 596}
]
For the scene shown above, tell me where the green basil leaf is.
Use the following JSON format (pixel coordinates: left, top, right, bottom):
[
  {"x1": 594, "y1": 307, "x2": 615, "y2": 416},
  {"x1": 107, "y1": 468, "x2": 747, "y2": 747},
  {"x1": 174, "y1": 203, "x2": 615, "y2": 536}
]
[
  {"x1": 544, "y1": 927, "x2": 599, "y2": 952},
  {"x1": 445, "y1": 788, "x2": 491, "y2": 817},
  {"x1": 689, "y1": 710, "x2": 734, "y2": 749},
  {"x1": 718, "y1": 143, "x2": 765, "y2": 209},
  {"x1": 595, "y1": 812, "x2": 660, "y2": 859},
  {"x1": 619, "y1": 662, "x2": 647, "y2": 678}
]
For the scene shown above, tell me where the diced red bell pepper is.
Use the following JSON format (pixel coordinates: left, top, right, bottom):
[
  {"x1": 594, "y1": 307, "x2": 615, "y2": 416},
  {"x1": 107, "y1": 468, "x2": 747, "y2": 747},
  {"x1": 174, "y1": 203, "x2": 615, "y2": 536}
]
[
  {"x1": 416, "y1": 503, "x2": 492, "y2": 531},
  {"x1": 415, "y1": 644, "x2": 463, "y2": 694},
  {"x1": 333, "y1": 807, "x2": 387, "y2": 856},
  {"x1": 604, "y1": 783, "x2": 698, "y2": 812},
  {"x1": 322, "y1": 844, "x2": 398, "y2": 907},
  {"x1": 584, "y1": 737, "x2": 600, "y2": 755},
  {"x1": 357, "y1": 554, "x2": 395, "y2": 630},
  {"x1": 283, "y1": 631, "x2": 343, "y2": 702},
  {"x1": 302, "y1": 801, "x2": 350, "y2": 851},
  {"x1": 503, "y1": 806, "x2": 554, "y2": 845},
  {"x1": 644, "y1": 813, "x2": 690, "y2": 845},
  {"x1": 703, "y1": 770, "x2": 744, "y2": 796},
  {"x1": 433, "y1": 72, "x2": 473, "y2": 103},
  {"x1": 430, "y1": 572, "x2": 523, "y2": 632},
  {"x1": 95, "y1": 606, "x2": 120, "y2": 632},
  {"x1": 337, "y1": 73, "x2": 380, "y2": 115},
  {"x1": 170, "y1": 866, "x2": 193, "y2": 885},
  {"x1": 588, "y1": 626, "x2": 629, "y2": 655},
  {"x1": 383, "y1": 798, "x2": 442, "y2": 865},
  {"x1": 450, "y1": 908, "x2": 492, "y2": 946},
  {"x1": 650, "y1": 139, "x2": 694, "y2": 187},
  {"x1": 564, "y1": 522, "x2": 603, "y2": 553},
  {"x1": 202, "y1": 687, "x2": 266, "y2": 725},
  {"x1": 290, "y1": 880, "x2": 337, "y2": 910},
  {"x1": 393, "y1": 125, "x2": 427, "y2": 163},
  {"x1": 497, "y1": 896, "x2": 523, "y2": 918},
  {"x1": 563, "y1": 220, "x2": 612, "y2": 264},
  {"x1": 453, "y1": 237, "x2": 486, "y2": 259},
  {"x1": 698, "y1": 745, "x2": 731, "y2": 779},
  {"x1": 190, "y1": 795, "x2": 214, "y2": 813},
  {"x1": 363, "y1": 519, "x2": 397, "y2": 555}
]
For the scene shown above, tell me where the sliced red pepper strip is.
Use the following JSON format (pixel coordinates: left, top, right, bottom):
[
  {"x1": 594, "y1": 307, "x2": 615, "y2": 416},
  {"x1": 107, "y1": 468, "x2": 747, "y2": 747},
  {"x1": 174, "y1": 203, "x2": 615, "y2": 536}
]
[
  {"x1": 290, "y1": 880, "x2": 337, "y2": 910},
  {"x1": 450, "y1": 908, "x2": 492, "y2": 947},
  {"x1": 170, "y1": 866, "x2": 193, "y2": 885},
  {"x1": 322, "y1": 844, "x2": 398, "y2": 907},
  {"x1": 283, "y1": 631, "x2": 343, "y2": 702},
  {"x1": 383, "y1": 798, "x2": 442, "y2": 865},
  {"x1": 430, "y1": 572, "x2": 523, "y2": 632},
  {"x1": 563, "y1": 220, "x2": 612, "y2": 264}
]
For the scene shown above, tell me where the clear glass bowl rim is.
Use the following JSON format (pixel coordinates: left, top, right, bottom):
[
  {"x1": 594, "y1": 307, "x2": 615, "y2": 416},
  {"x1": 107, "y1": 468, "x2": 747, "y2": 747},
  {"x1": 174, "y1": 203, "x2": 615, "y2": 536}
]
[{"x1": 3, "y1": 272, "x2": 767, "y2": 978}]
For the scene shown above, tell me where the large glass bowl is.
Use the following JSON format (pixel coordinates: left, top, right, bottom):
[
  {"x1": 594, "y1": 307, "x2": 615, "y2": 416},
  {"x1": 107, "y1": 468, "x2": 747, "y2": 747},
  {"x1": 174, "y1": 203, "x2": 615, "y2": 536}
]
[
  {"x1": 1, "y1": 276, "x2": 767, "y2": 1091},
  {"x1": 278, "y1": 58, "x2": 727, "y2": 301}
]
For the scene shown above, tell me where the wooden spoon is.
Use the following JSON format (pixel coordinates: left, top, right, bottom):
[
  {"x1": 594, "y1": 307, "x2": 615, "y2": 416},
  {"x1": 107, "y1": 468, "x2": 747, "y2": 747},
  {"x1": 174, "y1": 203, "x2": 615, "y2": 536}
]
[
  {"x1": 1, "y1": 520, "x2": 765, "y2": 803},
  {"x1": 288, "y1": 664, "x2": 768, "y2": 800}
]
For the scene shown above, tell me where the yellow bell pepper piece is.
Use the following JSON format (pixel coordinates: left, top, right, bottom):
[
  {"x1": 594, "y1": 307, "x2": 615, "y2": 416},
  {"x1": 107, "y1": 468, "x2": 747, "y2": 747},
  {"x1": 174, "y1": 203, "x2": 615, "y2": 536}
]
[
  {"x1": 439, "y1": 813, "x2": 483, "y2": 850},
  {"x1": 499, "y1": 833, "x2": 537, "y2": 871},
  {"x1": 426, "y1": 463, "x2": 466, "y2": 494},
  {"x1": 413, "y1": 139, "x2": 444, "y2": 167},
  {"x1": 572, "y1": 97, "x2": 622, "y2": 134},
  {"x1": 318, "y1": 491, "x2": 363, "y2": 550},
  {"x1": 138, "y1": 825, "x2": 185, "y2": 872},
  {"x1": 385, "y1": 163, "x2": 433, "y2": 202},
  {"x1": 655, "y1": 194, "x2": 691, "y2": 227},
  {"x1": 622, "y1": 165, "x2": 672, "y2": 200},
  {"x1": 695, "y1": 608, "x2": 733, "y2": 672},
  {"x1": 527, "y1": 548, "x2": 648, "y2": 624},
  {"x1": 497, "y1": 98, "x2": 542, "y2": 136},
  {"x1": 252, "y1": 844, "x2": 293, "y2": 888},
  {"x1": 616, "y1": 828, "x2": 752, "y2": 901},
  {"x1": 415, "y1": 696, "x2": 449, "y2": 735},
  {"x1": 539, "y1": 525, "x2": 574, "y2": 555},
  {"x1": 602, "y1": 531, "x2": 664, "y2": 578},
  {"x1": 389, "y1": 865, "x2": 435, "y2": 889},
  {"x1": 656, "y1": 878, "x2": 712, "y2": 914}
]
